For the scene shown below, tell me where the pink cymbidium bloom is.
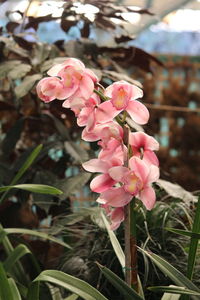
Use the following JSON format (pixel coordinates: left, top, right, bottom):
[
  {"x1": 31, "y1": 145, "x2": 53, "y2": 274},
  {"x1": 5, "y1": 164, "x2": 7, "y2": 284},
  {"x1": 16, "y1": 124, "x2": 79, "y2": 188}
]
[
  {"x1": 95, "y1": 80, "x2": 149, "y2": 125},
  {"x1": 97, "y1": 157, "x2": 159, "y2": 210},
  {"x1": 82, "y1": 157, "x2": 122, "y2": 193},
  {"x1": 48, "y1": 58, "x2": 98, "y2": 101},
  {"x1": 101, "y1": 204, "x2": 124, "y2": 231},
  {"x1": 76, "y1": 93, "x2": 101, "y2": 131},
  {"x1": 129, "y1": 132, "x2": 159, "y2": 166},
  {"x1": 98, "y1": 138, "x2": 126, "y2": 163},
  {"x1": 36, "y1": 77, "x2": 67, "y2": 102},
  {"x1": 82, "y1": 121, "x2": 123, "y2": 143}
]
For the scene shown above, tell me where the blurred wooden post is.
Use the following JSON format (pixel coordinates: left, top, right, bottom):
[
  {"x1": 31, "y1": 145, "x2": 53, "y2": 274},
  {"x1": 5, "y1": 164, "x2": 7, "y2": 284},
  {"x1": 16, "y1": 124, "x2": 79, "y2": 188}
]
[{"x1": 123, "y1": 125, "x2": 138, "y2": 289}]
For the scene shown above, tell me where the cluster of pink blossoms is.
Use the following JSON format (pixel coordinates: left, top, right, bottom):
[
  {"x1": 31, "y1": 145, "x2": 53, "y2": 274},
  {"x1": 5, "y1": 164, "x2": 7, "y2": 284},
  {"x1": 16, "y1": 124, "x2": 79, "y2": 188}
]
[{"x1": 37, "y1": 57, "x2": 160, "y2": 230}]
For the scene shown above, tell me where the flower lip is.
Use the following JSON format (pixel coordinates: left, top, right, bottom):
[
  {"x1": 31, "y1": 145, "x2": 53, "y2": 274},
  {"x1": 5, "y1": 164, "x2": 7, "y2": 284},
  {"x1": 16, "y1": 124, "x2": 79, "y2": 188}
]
[{"x1": 123, "y1": 171, "x2": 143, "y2": 195}]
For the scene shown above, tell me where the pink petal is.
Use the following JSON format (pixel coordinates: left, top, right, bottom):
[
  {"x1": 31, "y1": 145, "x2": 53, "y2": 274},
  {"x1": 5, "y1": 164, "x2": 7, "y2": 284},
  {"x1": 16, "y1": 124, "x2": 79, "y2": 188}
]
[
  {"x1": 130, "y1": 84, "x2": 143, "y2": 100},
  {"x1": 143, "y1": 150, "x2": 159, "y2": 166},
  {"x1": 139, "y1": 186, "x2": 156, "y2": 210},
  {"x1": 108, "y1": 166, "x2": 129, "y2": 182},
  {"x1": 80, "y1": 75, "x2": 94, "y2": 99},
  {"x1": 82, "y1": 128, "x2": 99, "y2": 142},
  {"x1": 97, "y1": 187, "x2": 132, "y2": 207},
  {"x1": 82, "y1": 159, "x2": 109, "y2": 173},
  {"x1": 95, "y1": 101, "x2": 120, "y2": 123},
  {"x1": 126, "y1": 100, "x2": 149, "y2": 125},
  {"x1": 146, "y1": 165, "x2": 160, "y2": 183},
  {"x1": 90, "y1": 174, "x2": 115, "y2": 193},
  {"x1": 129, "y1": 157, "x2": 149, "y2": 183},
  {"x1": 84, "y1": 68, "x2": 99, "y2": 82},
  {"x1": 47, "y1": 64, "x2": 63, "y2": 76},
  {"x1": 110, "y1": 207, "x2": 124, "y2": 230}
]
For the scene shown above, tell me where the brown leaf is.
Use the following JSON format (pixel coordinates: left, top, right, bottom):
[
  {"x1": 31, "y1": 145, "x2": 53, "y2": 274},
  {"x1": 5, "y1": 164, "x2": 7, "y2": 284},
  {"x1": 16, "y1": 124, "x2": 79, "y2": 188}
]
[
  {"x1": 61, "y1": 18, "x2": 77, "y2": 32},
  {"x1": 95, "y1": 15, "x2": 116, "y2": 30},
  {"x1": 6, "y1": 22, "x2": 19, "y2": 33},
  {"x1": 80, "y1": 21, "x2": 90, "y2": 38},
  {"x1": 13, "y1": 35, "x2": 34, "y2": 51}
]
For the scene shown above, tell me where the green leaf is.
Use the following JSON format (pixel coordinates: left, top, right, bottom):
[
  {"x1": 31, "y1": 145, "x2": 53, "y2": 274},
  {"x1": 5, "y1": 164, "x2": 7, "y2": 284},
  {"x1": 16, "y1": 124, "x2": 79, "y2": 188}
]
[
  {"x1": 4, "y1": 228, "x2": 71, "y2": 249},
  {"x1": 27, "y1": 281, "x2": 39, "y2": 300},
  {"x1": 0, "y1": 184, "x2": 63, "y2": 195},
  {"x1": 161, "y1": 293, "x2": 180, "y2": 300},
  {"x1": 156, "y1": 179, "x2": 197, "y2": 203},
  {"x1": 8, "y1": 278, "x2": 22, "y2": 300},
  {"x1": 165, "y1": 228, "x2": 200, "y2": 239},
  {"x1": 64, "y1": 294, "x2": 79, "y2": 300},
  {"x1": 138, "y1": 248, "x2": 200, "y2": 300},
  {"x1": 149, "y1": 285, "x2": 200, "y2": 296},
  {"x1": 11, "y1": 144, "x2": 43, "y2": 186},
  {"x1": 15, "y1": 74, "x2": 42, "y2": 98},
  {"x1": 187, "y1": 196, "x2": 200, "y2": 280},
  {"x1": 3, "y1": 244, "x2": 31, "y2": 272},
  {"x1": 31, "y1": 270, "x2": 109, "y2": 300},
  {"x1": 97, "y1": 263, "x2": 143, "y2": 300},
  {"x1": 8, "y1": 63, "x2": 31, "y2": 79},
  {"x1": 0, "y1": 60, "x2": 21, "y2": 79},
  {"x1": 101, "y1": 211, "x2": 125, "y2": 269},
  {"x1": 0, "y1": 262, "x2": 14, "y2": 300}
]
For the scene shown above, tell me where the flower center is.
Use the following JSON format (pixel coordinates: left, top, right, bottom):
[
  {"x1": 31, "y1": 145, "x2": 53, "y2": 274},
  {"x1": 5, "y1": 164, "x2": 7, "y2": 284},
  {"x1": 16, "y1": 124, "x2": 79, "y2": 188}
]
[
  {"x1": 124, "y1": 171, "x2": 142, "y2": 195},
  {"x1": 112, "y1": 88, "x2": 128, "y2": 110}
]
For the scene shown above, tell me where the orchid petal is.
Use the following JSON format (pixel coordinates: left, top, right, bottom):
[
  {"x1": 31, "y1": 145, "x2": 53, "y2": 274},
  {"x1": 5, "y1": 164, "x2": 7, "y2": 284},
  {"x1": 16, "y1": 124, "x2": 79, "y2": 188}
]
[
  {"x1": 96, "y1": 101, "x2": 120, "y2": 123},
  {"x1": 90, "y1": 174, "x2": 115, "y2": 193},
  {"x1": 139, "y1": 186, "x2": 156, "y2": 210},
  {"x1": 97, "y1": 187, "x2": 132, "y2": 207},
  {"x1": 108, "y1": 166, "x2": 128, "y2": 182},
  {"x1": 129, "y1": 157, "x2": 149, "y2": 182},
  {"x1": 82, "y1": 159, "x2": 109, "y2": 173},
  {"x1": 127, "y1": 100, "x2": 149, "y2": 125}
]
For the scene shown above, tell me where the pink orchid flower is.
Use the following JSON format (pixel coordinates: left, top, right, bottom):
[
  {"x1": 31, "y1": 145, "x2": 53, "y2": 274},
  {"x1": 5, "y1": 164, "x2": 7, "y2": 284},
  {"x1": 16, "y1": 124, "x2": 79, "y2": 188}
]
[
  {"x1": 48, "y1": 58, "x2": 98, "y2": 101},
  {"x1": 76, "y1": 93, "x2": 101, "y2": 131},
  {"x1": 95, "y1": 80, "x2": 149, "y2": 125},
  {"x1": 36, "y1": 77, "x2": 68, "y2": 102},
  {"x1": 129, "y1": 132, "x2": 159, "y2": 166},
  {"x1": 98, "y1": 138, "x2": 127, "y2": 163},
  {"x1": 101, "y1": 204, "x2": 124, "y2": 231},
  {"x1": 97, "y1": 157, "x2": 159, "y2": 210},
  {"x1": 82, "y1": 121, "x2": 123, "y2": 143},
  {"x1": 82, "y1": 157, "x2": 123, "y2": 193}
]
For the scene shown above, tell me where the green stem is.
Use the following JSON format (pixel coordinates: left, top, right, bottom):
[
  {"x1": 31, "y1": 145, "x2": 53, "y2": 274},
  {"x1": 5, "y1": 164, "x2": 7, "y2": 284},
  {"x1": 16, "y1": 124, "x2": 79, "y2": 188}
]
[{"x1": 93, "y1": 88, "x2": 109, "y2": 102}]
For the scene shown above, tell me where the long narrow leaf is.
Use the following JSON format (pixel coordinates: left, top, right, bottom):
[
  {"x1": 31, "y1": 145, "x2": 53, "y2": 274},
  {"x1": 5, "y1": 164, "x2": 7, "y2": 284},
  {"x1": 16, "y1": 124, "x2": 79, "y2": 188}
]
[
  {"x1": 0, "y1": 225, "x2": 29, "y2": 285},
  {"x1": 8, "y1": 278, "x2": 22, "y2": 300},
  {"x1": 97, "y1": 263, "x2": 143, "y2": 300},
  {"x1": 4, "y1": 228, "x2": 71, "y2": 249},
  {"x1": 32, "y1": 270, "x2": 109, "y2": 300},
  {"x1": 11, "y1": 144, "x2": 43, "y2": 185},
  {"x1": 149, "y1": 286, "x2": 200, "y2": 296},
  {"x1": 27, "y1": 281, "x2": 40, "y2": 300},
  {"x1": 138, "y1": 247, "x2": 200, "y2": 300},
  {"x1": 0, "y1": 262, "x2": 14, "y2": 300},
  {"x1": 0, "y1": 145, "x2": 42, "y2": 203},
  {"x1": 165, "y1": 228, "x2": 200, "y2": 239},
  {"x1": 64, "y1": 295, "x2": 79, "y2": 300},
  {"x1": 101, "y1": 211, "x2": 125, "y2": 269},
  {"x1": 3, "y1": 244, "x2": 31, "y2": 272},
  {"x1": 0, "y1": 184, "x2": 63, "y2": 195},
  {"x1": 187, "y1": 196, "x2": 200, "y2": 279}
]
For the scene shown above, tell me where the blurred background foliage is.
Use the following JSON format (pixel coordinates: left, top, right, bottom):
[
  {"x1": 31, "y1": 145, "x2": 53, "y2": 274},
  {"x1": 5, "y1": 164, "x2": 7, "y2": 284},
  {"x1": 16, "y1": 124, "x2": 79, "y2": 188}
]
[{"x1": 0, "y1": 0, "x2": 199, "y2": 299}]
